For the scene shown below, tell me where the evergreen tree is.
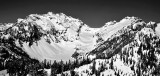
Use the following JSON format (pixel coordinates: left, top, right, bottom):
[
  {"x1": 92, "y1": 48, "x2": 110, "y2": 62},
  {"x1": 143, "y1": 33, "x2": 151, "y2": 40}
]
[
  {"x1": 70, "y1": 70, "x2": 75, "y2": 76},
  {"x1": 92, "y1": 60, "x2": 96, "y2": 74},
  {"x1": 67, "y1": 59, "x2": 72, "y2": 70},
  {"x1": 60, "y1": 59, "x2": 64, "y2": 72},
  {"x1": 100, "y1": 63, "x2": 105, "y2": 72},
  {"x1": 64, "y1": 61, "x2": 68, "y2": 71},
  {"x1": 110, "y1": 57, "x2": 114, "y2": 69},
  {"x1": 74, "y1": 58, "x2": 79, "y2": 68}
]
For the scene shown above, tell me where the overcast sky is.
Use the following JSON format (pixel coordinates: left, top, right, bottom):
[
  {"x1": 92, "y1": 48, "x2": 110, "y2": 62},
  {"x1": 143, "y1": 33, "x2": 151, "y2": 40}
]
[{"x1": 0, "y1": 0, "x2": 159, "y2": 27}]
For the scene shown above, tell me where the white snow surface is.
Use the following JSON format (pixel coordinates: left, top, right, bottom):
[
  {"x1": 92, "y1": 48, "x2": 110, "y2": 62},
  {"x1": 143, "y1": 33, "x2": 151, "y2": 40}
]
[
  {"x1": 100, "y1": 69, "x2": 115, "y2": 76},
  {"x1": 156, "y1": 23, "x2": 160, "y2": 37}
]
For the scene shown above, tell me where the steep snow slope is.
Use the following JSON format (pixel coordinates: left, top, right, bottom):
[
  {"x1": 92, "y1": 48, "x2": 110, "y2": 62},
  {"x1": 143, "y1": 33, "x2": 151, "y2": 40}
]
[{"x1": 97, "y1": 17, "x2": 140, "y2": 41}]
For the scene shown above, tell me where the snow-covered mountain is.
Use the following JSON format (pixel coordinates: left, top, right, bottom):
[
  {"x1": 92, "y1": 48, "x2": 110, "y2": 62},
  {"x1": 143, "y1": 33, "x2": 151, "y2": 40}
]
[
  {"x1": 70, "y1": 18, "x2": 160, "y2": 76},
  {"x1": 0, "y1": 12, "x2": 160, "y2": 75},
  {"x1": 0, "y1": 12, "x2": 100, "y2": 62}
]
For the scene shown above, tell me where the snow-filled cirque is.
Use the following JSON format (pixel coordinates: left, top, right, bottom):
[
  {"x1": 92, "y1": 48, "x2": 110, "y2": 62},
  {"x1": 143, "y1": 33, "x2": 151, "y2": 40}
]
[{"x1": 1, "y1": 12, "x2": 160, "y2": 76}]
